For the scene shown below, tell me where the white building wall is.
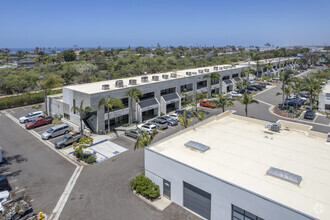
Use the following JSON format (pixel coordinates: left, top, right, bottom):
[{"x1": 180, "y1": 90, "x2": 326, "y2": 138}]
[{"x1": 145, "y1": 149, "x2": 316, "y2": 220}]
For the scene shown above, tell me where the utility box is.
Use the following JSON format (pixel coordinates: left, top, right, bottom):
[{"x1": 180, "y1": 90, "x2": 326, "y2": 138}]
[{"x1": 270, "y1": 123, "x2": 281, "y2": 132}]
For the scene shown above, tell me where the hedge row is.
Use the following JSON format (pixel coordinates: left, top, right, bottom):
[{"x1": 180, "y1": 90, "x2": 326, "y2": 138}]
[{"x1": 0, "y1": 89, "x2": 62, "y2": 110}]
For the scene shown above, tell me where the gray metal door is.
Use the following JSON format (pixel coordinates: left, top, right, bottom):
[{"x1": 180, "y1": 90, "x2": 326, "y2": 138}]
[
  {"x1": 163, "y1": 179, "x2": 171, "y2": 199},
  {"x1": 183, "y1": 182, "x2": 211, "y2": 220}
]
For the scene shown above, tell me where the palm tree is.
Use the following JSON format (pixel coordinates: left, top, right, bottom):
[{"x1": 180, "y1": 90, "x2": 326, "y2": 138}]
[
  {"x1": 241, "y1": 68, "x2": 255, "y2": 82},
  {"x1": 303, "y1": 75, "x2": 322, "y2": 108},
  {"x1": 212, "y1": 94, "x2": 234, "y2": 112},
  {"x1": 238, "y1": 92, "x2": 259, "y2": 116},
  {"x1": 126, "y1": 88, "x2": 142, "y2": 124},
  {"x1": 178, "y1": 109, "x2": 192, "y2": 129},
  {"x1": 98, "y1": 96, "x2": 124, "y2": 132},
  {"x1": 71, "y1": 100, "x2": 93, "y2": 132},
  {"x1": 38, "y1": 74, "x2": 64, "y2": 115},
  {"x1": 291, "y1": 77, "x2": 303, "y2": 109},
  {"x1": 276, "y1": 85, "x2": 292, "y2": 110},
  {"x1": 264, "y1": 63, "x2": 272, "y2": 76},
  {"x1": 134, "y1": 130, "x2": 157, "y2": 150},
  {"x1": 279, "y1": 69, "x2": 293, "y2": 102},
  {"x1": 203, "y1": 72, "x2": 220, "y2": 94}
]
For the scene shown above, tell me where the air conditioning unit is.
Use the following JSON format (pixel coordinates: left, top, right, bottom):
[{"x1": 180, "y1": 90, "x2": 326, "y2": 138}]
[
  {"x1": 141, "y1": 76, "x2": 148, "y2": 83},
  {"x1": 198, "y1": 70, "x2": 204, "y2": 73},
  {"x1": 186, "y1": 72, "x2": 192, "y2": 76},
  {"x1": 102, "y1": 84, "x2": 110, "y2": 90},
  {"x1": 192, "y1": 72, "x2": 197, "y2": 75},
  {"x1": 115, "y1": 80, "x2": 124, "y2": 87},
  {"x1": 162, "y1": 74, "x2": 169, "y2": 79},
  {"x1": 152, "y1": 76, "x2": 159, "y2": 81},
  {"x1": 204, "y1": 69, "x2": 209, "y2": 72},
  {"x1": 213, "y1": 67, "x2": 218, "y2": 71},
  {"x1": 270, "y1": 123, "x2": 281, "y2": 132},
  {"x1": 219, "y1": 67, "x2": 223, "y2": 70},
  {"x1": 129, "y1": 79, "x2": 137, "y2": 85},
  {"x1": 170, "y1": 73, "x2": 177, "y2": 78}
]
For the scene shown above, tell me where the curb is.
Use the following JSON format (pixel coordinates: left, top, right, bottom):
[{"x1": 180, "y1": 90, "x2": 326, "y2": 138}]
[{"x1": 272, "y1": 107, "x2": 294, "y2": 119}]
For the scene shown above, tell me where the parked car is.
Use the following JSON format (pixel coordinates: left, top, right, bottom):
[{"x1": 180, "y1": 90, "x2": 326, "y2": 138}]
[
  {"x1": 247, "y1": 86, "x2": 258, "y2": 91},
  {"x1": 41, "y1": 123, "x2": 70, "y2": 140},
  {"x1": 125, "y1": 129, "x2": 141, "y2": 139},
  {"x1": 283, "y1": 98, "x2": 305, "y2": 107},
  {"x1": 259, "y1": 83, "x2": 267, "y2": 88},
  {"x1": 0, "y1": 176, "x2": 10, "y2": 191},
  {"x1": 19, "y1": 111, "x2": 44, "y2": 123},
  {"x1": 251, "y1": 84, "x2": 263, "y2": 91},
  {"x1": 159, "y1": 116, "x2": 178, "y2": 126},
  {"x1": 175, "y1": 109, "x2": 192, "y2": 117},
  {"x1": 25, "y1": 116, "x2": 53, "y2": 129},
  {"x1": 138, "y1": 123, "x2": 157, "y2": 134},
  {"x1": 200, "y1": 100, "x2": 216, "y2": 108},
  {"x1": 0, "y1": 190, "x2": 10, "y2": 213},
  {"x1": 238, "y1": 89, "x2": 251, "y2": 94},
  {"x1": 304, "y1": 109, "x2": 315, "y2": 120},
  {"x1": 271, "y1": 77, "x2": 280, "y2": 82},
  {"x1": 167, "y1": 114, "x2": 178, "y2": 120},
  {"x1": 54, "y1": 133, "x2": 83, "y2": 149},
  {"x1": 299, "y1": 93, "x2": 309, "y2": 98},
  {"x1": 150, "y1": 118, "x2": 168, "y2": 130},
  {"x1": 229, "y1": 91, "x2": 242, "y2": 98}
]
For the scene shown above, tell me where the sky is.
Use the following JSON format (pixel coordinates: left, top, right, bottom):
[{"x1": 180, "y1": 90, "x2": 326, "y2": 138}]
[{"x1": 0, "y1": 0, "x2": 329, "y2": 48}]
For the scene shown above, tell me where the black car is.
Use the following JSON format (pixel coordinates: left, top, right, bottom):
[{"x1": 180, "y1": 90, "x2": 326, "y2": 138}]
[
  {"x1": 259, "y1": 83, "x2": 267, "y2": 88},
  {"x1": 0, "y1": 175, "x2": 10, "y2": 190},
  {"x1": 239, "y1": 89, "x2": 251, "y2": 94},
  {"x1": 299, "y1": 93, "x2": 309, "y2": 98},
  {"x1": 304, "y1": 109, "x2": 315, "y2": 120},
  {"x1": 247, "y1": 86, "x2": 258, "y2": 91},
  {"x1": 251, "y1": 84, "x2": 263, "y2": 91}
]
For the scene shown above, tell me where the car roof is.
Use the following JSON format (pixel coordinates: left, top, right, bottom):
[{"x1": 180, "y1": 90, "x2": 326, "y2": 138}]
[
  {"x1": 0, "y1": 191, "x2": 9, "y2": 198},
  {"x1": 51, "y1": 123, "x2": 69, "y2": 130},
  {"x1": 0, "y1": 175, "x2": 7, "y2": 181}
]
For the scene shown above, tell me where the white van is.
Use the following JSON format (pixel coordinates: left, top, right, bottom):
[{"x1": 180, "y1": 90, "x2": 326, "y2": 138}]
[{"x1": 19, "y1": 111, "x2": 44, "y2": 123}]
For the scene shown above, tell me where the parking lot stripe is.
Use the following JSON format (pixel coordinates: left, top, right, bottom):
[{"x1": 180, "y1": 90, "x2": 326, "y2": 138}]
[
  {"x1": 4, "y1": 112, "x2": 79, "y2": 167},
  {"x1": 16, "y1": 188, "x2": 26, "y2": 193},
  {"x1": 22, "y1": 107, "x2": 27, "y2": 111},
  {"x1": 9, "y1": 179, "x2": 17, "y2": 184},
  {"x1": 313, "y1": 115, "x2": 318, "y2": 123},
  {"x1": 49, "y1": 166, "x2": 83, "y2": 220},
  {"x1": 9, "y1": 109, "x2": 15, "y2": 113}
]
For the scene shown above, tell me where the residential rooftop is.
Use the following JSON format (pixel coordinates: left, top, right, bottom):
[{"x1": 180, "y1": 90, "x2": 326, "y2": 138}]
[{"x1": 148, "y1": 111, "x2": 330, "y2": 220}]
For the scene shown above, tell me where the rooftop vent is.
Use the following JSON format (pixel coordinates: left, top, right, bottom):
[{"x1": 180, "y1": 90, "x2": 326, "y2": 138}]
[
  {"x1": 219, "y1": 67, "x2": 223, "y2": 70},
  {"x1": 214, "y1": 67, "x2": 218, "y2": 71},
  {"x1": 162, "y1": 74, "x2": 169, "y2": 79},
  {"x1": 115, "y1": 80, "x2": 124, "y2": 88},
  {"x1": 170, "y1": 73, "x2": 177, "y2": 78},
  {"x1": 192, "y1": 72, "x2": 197, "y2": 75},
  {"x1": 129, "y1": 79, "x2": 137, "y2": 85},
  {"x1": 204, "y1": 69, "x2": 209, "y2": 72},
  {"x1": 186, "y1": 72, "x2": 192, "y2": 76},
  {"x1": 141, "y1": 76, "x2": 148, "y2": 83},
  {"x1": 266, "y1": 167, "x2": 302, "y2": 186},
  {"x1": 184, "y1": 140, "x2": 210, "y2": 152},
  {"x1": 102, "y1": 84, "x2": 110, "y2": 90},
  {"x1": 198, "y1": 70, "x2": 204, "y2": 73},
  {"x1": 152, "y1": 76, "x2": 159, "y2": 81}
]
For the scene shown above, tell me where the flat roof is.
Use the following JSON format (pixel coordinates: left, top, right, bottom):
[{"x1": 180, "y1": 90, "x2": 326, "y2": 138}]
[
  {"x1": 63, "y1": 57, "x2": 295, "y2": 94},
  {"x1": 323, "y1": 83, "x2": 330, "y2": 93},
  {"x1": 148, "y1": 111, "x2": 330, "y2": 219}
]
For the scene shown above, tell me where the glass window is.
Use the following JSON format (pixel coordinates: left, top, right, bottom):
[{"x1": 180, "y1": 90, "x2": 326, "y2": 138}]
[{"x1": 232, "y1": 205, "x2": 264, "y2": 220}]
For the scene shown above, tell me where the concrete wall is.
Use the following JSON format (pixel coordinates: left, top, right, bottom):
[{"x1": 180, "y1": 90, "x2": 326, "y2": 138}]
[{"x1": 145, "y1": 149, "x2": 316, "y2": 220}]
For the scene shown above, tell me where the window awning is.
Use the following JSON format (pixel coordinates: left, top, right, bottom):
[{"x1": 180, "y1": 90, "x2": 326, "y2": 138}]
[
  {"x1": 233, "y1": 77, "x2": 242, "y2": 82},
  {"x1": 224, "y1": 79, "x2": 233, "y2": 85},
  {"x1": 162, "y1": 93, "x2": 180, "y2": 104},
  {"x1": 139, "y1": 98, "x2": 159, "y2": 110}
]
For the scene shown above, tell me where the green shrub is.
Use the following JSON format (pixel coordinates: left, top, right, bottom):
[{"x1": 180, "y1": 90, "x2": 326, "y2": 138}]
[
  {"x1": 130, "y1": 173, "x2": 160, "y2": 200},
  {"x1": 261, "y1": 75, "x2": 270, "y2": 81},
  {"x1": 0, "y1": 89, "x2": 62, "y2": 110}
]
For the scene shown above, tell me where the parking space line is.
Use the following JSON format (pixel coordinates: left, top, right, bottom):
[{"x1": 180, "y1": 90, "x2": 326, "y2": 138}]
[
  {"x1": 16, "y1": 188, "x2": 26, "y2": 193},
  {"x1": 9, "y1": 109, "x2": 15, "y2": 113},
  {"x1": 313, "y1": 115, "x2": 318, "y2": 123},
  {"x1": 9, "y1": 179, "x2": 17, "y2": 184},
  {"x1": 22, "y1": 107, "x2": 27, "y2": 111}
]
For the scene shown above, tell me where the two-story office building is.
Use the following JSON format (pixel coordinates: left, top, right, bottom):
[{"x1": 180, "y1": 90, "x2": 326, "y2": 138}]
[
  {"x1": 318, "y1": 83, "x2": 330, "y2": 112},
  {"x1": 48, "y1": 57, "x2": 296, "y2": 133}
]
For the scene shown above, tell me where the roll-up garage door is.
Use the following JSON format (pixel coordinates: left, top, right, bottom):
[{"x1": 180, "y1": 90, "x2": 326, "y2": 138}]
[{"x1": 183, "y1": 182, "x2": 211, "y2": 219}]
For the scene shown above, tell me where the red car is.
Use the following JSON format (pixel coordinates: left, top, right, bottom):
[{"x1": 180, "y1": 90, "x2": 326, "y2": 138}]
[
  {"x1": 199, "y1": 100, "x2": 216, "y2": 108},
  {"x1": 25, "y1": 116, "x2": 53, "y2": 129}
]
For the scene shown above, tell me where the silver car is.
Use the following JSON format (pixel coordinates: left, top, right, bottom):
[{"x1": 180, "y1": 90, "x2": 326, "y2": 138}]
[
  {"x1": 150, "y1": 118, "x2": 168, "y2": 130},
  {"x1": 42, "y1": 124, "x2": 70, "y2": 140},
  {"x1": 125, "y1": 129, "x2": 140, "y2": 139}
]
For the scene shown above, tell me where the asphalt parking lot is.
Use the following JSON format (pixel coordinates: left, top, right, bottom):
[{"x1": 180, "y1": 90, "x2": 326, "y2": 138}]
[{"x1": 0, "y1": 106, "x2": 76, "y2": 217}]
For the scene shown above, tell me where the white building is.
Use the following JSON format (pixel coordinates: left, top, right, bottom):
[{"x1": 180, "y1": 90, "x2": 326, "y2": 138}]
[
  {"x1": 318, "y1": 83, "x2": 330, "y2": 112},
  {"x1": 145, "y1": 111, "x2": 330, "y2": 220},
  {"x1": 48, "y1": 57, "x2": 296, "y2": 133}
]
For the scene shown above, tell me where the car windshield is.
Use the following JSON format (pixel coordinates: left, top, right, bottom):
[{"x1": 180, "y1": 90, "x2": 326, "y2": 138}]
[
  {"x1": 25, "y1": 114, "x2": 31, "y2": 117},
  {"x1": 46, "y1": 128, "x2": 54, "y2": 133}
]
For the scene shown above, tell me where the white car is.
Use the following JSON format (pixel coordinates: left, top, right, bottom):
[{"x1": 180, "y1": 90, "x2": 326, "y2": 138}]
[
  {"x1": 138, "y1": 123, "x2": 157, "y2": 134},
  {"x1": 19, "y1": 111, "x2": 44, "y2": 123},
  {"x1": 0, "y1": 190, "x2": 10, "y2": 212},
  {"x1": 229, "y1": 91, "x2": 242, "y2": 98},
  {"x1": 167, "y1": 114, "x2": 178, "y2": 120}
]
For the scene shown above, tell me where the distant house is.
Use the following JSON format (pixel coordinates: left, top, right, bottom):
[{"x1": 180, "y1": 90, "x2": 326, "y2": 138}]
[{"x1": 17, "y1": 59, "x2": 35, "y2": 67}]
